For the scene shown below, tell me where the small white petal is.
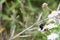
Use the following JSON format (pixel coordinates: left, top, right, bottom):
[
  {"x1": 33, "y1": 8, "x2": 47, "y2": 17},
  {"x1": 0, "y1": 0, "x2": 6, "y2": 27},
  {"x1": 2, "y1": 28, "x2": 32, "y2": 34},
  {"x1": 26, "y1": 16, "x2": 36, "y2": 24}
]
[
  {"x1": 44, "y1": 24, "x2": 57, "y2": 29},
  {"x1": 48, "y1": 13, "x2": 58, "y2": 18},
  {"x1": 56, "y1": 11, "x2": 60, "y2": 14}
]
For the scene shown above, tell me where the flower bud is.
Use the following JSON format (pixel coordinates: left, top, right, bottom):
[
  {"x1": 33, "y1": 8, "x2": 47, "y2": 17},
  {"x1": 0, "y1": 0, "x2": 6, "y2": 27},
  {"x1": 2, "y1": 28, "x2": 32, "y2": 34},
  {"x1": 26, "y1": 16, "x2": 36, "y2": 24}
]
[{"x1": 42, "y1": 3, "x2": 48, "y2": 8}]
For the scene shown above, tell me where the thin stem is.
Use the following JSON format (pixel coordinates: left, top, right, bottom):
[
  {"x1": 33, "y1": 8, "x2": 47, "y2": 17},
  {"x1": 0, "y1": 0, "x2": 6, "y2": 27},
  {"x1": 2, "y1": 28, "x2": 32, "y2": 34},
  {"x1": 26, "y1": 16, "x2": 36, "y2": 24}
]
[
  {"x1": 18, "y1": 35, "x2": 31, "y2": 37},
  {"x1": 11, "y1": 13, "x2": 42, "y2": 39},
  {"x1": 9, "y1": 10, "x2": 16, "y2": 40},
  {"x1": 57, "y1": 3, "x2": 60, "y2": 11}
]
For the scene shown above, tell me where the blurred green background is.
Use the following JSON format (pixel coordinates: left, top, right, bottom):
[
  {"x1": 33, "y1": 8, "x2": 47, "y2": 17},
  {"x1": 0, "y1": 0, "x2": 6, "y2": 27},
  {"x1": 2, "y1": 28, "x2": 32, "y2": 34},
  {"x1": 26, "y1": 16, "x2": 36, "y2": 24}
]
[{"x1": 0, "y1": 0, "x2": 60, "y2": 40}]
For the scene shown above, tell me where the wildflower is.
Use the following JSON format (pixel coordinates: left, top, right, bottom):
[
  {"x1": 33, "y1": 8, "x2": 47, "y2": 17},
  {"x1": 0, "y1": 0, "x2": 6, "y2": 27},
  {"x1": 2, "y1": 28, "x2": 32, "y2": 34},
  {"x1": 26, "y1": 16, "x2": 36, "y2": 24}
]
[
  {"x1": 48, "y1": 10, "x2": 60, "y2": 24},
  {"x1": 47, "y1": 33, "x2": 59, "y2": 40},
  {"x1": 44, "y1": 24, "x2": 57, "y2": 30},
  {"x1": 48, "y1": 11, "x2": 58, "y2": 18},
  {"x1": 48, "y1": 11, "x2": 60, "y2": 19}
]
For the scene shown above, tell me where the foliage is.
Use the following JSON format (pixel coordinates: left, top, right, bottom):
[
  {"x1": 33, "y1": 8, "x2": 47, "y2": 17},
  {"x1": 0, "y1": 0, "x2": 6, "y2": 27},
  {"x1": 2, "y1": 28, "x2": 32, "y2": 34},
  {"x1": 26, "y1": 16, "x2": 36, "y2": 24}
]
[{"x1": 0, "y1": 0, "x2": 60, "y2": 40}]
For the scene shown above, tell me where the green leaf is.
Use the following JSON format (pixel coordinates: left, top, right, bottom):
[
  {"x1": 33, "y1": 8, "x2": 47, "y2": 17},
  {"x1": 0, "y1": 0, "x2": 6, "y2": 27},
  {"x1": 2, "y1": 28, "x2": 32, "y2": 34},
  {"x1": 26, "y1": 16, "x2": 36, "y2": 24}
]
[
  {"x1": 7, "y1": 0, "x2": 20, "y2": 12},
  {"x1": 2, "y1": 14, "x2": 9, "y2": 20}
]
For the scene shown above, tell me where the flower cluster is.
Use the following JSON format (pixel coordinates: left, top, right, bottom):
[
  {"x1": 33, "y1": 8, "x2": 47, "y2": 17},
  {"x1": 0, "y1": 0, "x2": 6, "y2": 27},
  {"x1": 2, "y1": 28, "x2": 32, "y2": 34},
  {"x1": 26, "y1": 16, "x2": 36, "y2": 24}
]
[
  {"x1": 44, "y1": 24, "x2": 57, "y2": 30},
  {"x1": 38, "y1": 3, "x2": 60, "y2": 40},
  {"x1": 47, "y1": 33, "x2": 59, "y2": 40},
  {"x1": 48, "y1": 11, "x2": 60, "y2": 24},
  {"x1": 38, "y1": 10, "x2": 60, "y2": 34}
]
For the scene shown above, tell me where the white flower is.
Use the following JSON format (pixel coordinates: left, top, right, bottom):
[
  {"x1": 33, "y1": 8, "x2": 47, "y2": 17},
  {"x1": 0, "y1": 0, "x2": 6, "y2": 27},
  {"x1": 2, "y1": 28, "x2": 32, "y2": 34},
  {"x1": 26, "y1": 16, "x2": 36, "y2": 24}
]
[
  {"x1": 44, "y1": 24, "x2": 57, "y2": 30},
  {"x1": 47, "y1": 33, "x2": 59, "y2": 40},
  {"x1": 48, "y1": 11, "x2": 60, "y2": 23},
  {"x1": 48, "y1": 13, "x2": 58, "y2": 19},
  {"x1": 48, "y1": 11, "x2": 60, "y2": 19},
  {"x1": 48, "y1": 11, "x2": 58, "y2": 18}
]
